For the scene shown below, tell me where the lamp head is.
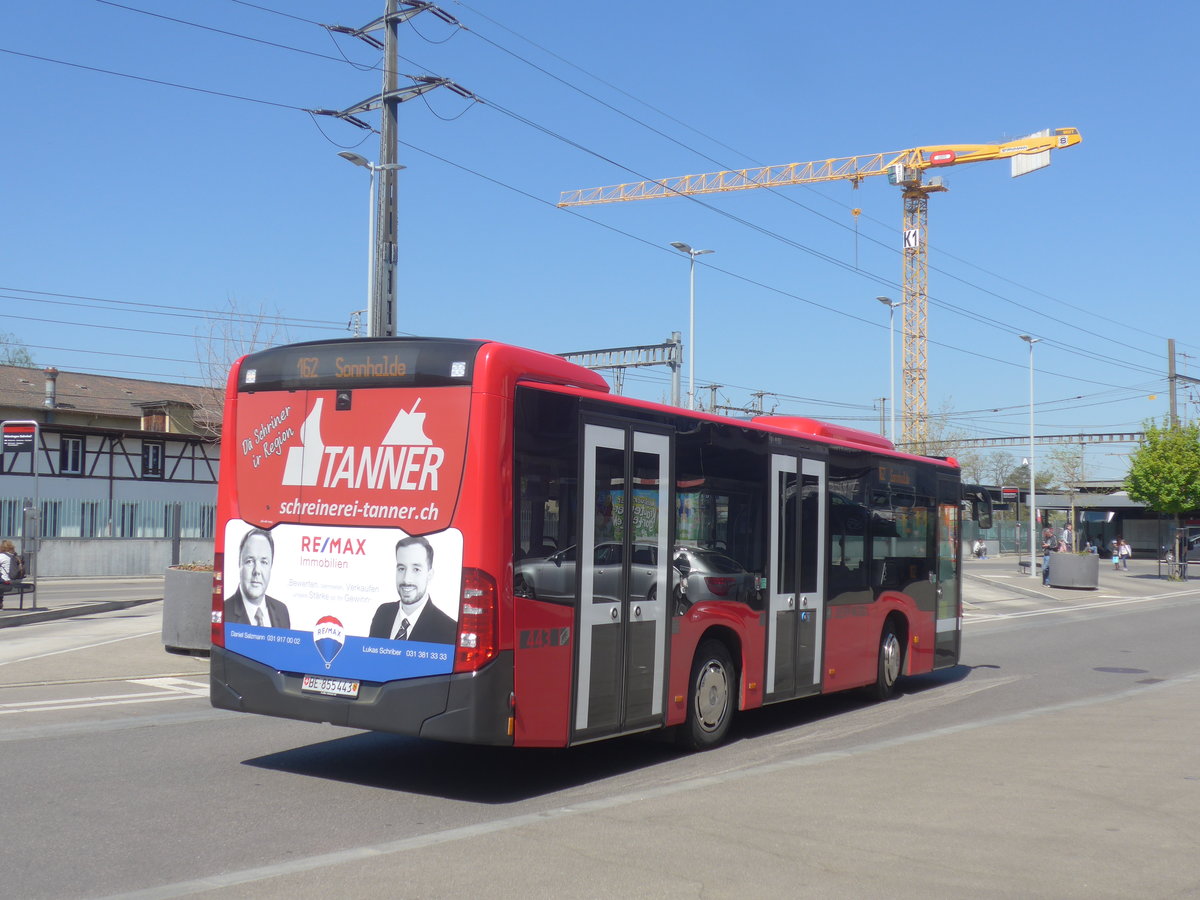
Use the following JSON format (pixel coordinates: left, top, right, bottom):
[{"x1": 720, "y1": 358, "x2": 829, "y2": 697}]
[{"x1": 337, "y1": 151, "x2": 372, "y2": 169}]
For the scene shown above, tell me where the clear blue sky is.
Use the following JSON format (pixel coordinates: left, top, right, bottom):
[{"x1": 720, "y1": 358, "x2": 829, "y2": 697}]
[{"x1": 2, "y1": 0, "x2": 1196, "y2": 481}]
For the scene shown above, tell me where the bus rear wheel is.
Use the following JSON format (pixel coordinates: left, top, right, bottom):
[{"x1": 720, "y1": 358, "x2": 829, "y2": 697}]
[
  {"x1": 678, "y1": 639, "x2": 734, "y2": 751},
  {"x1": 868, "y1": 622, "x2": 903, "y2": 701}
]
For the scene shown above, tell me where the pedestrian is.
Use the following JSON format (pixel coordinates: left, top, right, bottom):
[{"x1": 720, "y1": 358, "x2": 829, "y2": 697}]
[
  {"x1": 1042, "y1": 526, "x2": 1058, "y2": 585},
  {"x1": 1112, "y1": 536, "x2": 1121, "y2": 570},
  {"x1": 0, "y1": 539, "x2": 22, "y2": 610},
  {"x1": 1061, "y1": 524, "x2": 1073, "y2": 553},
  {"x1": 1118, "y1": 538, "x2": 1132, "y2": 571}
]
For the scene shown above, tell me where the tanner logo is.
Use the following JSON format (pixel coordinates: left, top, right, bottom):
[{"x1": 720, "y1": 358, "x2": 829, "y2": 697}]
[{"x1": 281, "y1": 399, "x2": 444, "y2": 491}]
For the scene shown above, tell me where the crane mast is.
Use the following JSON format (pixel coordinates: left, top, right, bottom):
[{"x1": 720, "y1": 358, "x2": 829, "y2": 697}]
[{"x1": 560, "y1": 128, "x2": 1081, "y2": 448}]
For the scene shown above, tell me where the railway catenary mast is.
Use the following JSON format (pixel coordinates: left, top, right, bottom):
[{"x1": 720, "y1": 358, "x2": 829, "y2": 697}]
[{"x1": 560, "y1": 128, "x2": 1082, "y2": 448}]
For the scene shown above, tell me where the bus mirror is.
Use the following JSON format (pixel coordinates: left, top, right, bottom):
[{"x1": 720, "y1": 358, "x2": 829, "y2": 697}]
[
  {"x1": 975, "y1": 501, "x2": 993, "y2": 530},
  {"x1": 962, "y1": 484, "x2": 993, "y2": 530}
]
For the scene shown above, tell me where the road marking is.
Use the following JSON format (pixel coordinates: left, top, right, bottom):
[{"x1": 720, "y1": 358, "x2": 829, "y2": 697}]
[
  {"x1": 130, "y1": 677, "x2": 209, "y2": 697},
  {"x1": 0, "y1": 630, "x2": 161, "y2": 667},
  {"x1": 966, "y1": 591, "x2": 1199, "y2": 623},
  {"x1": 0, "y1": 678, "x2": 208, "y2": 715},
  {"x1": 0, "y1": 692, "x2": 189, "y2": 715}
]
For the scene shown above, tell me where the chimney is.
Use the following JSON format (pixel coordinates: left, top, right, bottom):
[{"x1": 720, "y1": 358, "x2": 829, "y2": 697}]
[{"x1": 43, "y1": 367, "x2": 59, "y2": 421}]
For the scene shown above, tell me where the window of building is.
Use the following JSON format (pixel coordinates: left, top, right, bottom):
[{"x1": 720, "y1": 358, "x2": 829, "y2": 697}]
[
  {"x1": 142, "y1": 441, "x2": 165, "y2": 478},
  {"x1": 142, "y1": 409, "x2": 167, "y2": 432},
  {"x1": 60, "y1": 436, "x2": 84, "y2": 474}
]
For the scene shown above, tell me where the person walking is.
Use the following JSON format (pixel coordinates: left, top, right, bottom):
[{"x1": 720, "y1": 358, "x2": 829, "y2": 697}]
[
  {"x1": 1042, "y1": 526, "x2": 1058, "y2": 585},
  {"x1": 1118, "y1": 538, "x2": 1132, "y2": 571}
]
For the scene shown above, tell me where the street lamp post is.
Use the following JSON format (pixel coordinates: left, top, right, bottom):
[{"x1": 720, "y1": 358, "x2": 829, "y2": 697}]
[
  {"x1": 338, "y1": 152, "x2": 405, "y2": 337},
  {"x1": 1020, "y1": 334, "x2": 1041, "y2": 576},
  {"x1": 876, "y1": 296, "x2": 903, "y2": 443},
  {"x1": 670, "y1": 241, "x2": 714, "y2": 410}
]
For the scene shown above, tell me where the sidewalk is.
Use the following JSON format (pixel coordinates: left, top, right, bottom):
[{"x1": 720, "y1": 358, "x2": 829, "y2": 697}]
[
  {"x1": 962, "y1": 551, "x2": 1199, "y2": 607},
  {"x1": 0, "y1": 576, "x2": 164, "y2": 628}
]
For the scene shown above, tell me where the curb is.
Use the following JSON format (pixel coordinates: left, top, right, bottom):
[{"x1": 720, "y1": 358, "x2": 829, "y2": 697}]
[{"x1": 0, "y1": 596, "x2": 161, "y2": 629}]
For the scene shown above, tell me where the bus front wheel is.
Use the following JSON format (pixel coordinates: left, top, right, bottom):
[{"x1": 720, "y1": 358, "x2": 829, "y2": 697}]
[{"x1": 678, "y1": 639, "x2": 734, "y2": 751}]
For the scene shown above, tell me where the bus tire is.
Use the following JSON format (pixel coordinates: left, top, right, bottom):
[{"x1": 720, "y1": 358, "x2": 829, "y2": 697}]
[
  {"x1": 678, "y1": 639, "x2": 734, "y2": 751},
  {"x1": 869, "y1": 621, "x2": 903, "y2": 701}
]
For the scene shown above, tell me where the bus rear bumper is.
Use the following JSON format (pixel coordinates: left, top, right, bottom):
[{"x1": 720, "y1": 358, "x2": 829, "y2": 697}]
[{"x1": 210, "y1": 645, "x2": 514, "y2": 745}]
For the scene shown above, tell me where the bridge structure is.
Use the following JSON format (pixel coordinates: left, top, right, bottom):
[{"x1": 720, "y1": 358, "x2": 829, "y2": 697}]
[{"x1": 935, "y1": 432, "x2": 1145, "y2": 451}]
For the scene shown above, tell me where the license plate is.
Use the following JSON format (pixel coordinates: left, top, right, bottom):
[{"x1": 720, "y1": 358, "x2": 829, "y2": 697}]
[{"x1": 301, "y1": 674, "x2": 360, "y2": 698}]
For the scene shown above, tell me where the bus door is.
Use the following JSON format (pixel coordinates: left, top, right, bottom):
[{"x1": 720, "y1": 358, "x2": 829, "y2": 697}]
[
  {"x1": 935, "y1": 477, "x2": 962, "y2": 666},
  {"x1": 766, "y1": 455, "x2": 827, "y2": 700},
  {"x1": 573, "y1": 422, "x2": 672, "y2": 741}
]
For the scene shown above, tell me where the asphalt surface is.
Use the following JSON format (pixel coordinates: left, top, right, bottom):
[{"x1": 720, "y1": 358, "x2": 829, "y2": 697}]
[{"x1": 3, "y1": 557, "x2": 1200, "y2": 897}]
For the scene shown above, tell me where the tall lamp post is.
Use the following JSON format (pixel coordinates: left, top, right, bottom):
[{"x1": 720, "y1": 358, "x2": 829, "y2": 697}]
[
  {"x1": 1019, "y1": 334, "x2": 1041, "y2": 576},
  {"x1": 876, "y1": 296, "x2": 903, "y2": 443},
  {"x1": 338, "y1": 152, "x2": 405, "y2": 337},
  {"x1": 669, "y1": 242, "x2": 714, "y2": 410}
]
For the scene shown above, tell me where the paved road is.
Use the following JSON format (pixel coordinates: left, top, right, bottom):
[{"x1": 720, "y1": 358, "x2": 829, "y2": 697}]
[{"x1": 1, "y1": 561, "x2": 1198, "y2": 898}]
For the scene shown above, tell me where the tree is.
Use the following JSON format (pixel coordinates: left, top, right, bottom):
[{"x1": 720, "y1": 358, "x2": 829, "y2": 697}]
[
  {"x1": 919, "y1": 400, "x2": 974, "y2": 459},
  {"x1": 954, "y1": 449, "x2": 986, "y2": 483},
  {"x1": 1006, "y1": 462, "x2": 1056, "y2": 493},
  {"x1": 985, "y1": 451, "x2": 1017, "y2": 487},
  {"x1": 1049, "y1": 442, "x2": 1087, "y2": 550},
  {"x1": 194, "y1": 298, "x2": 290, "y2": 438},
  {"x1": 1125, "y1": 418, "x2": 1200, "y2": 566},
  {"x1": 0, "y1": 331, "x2": 35, "y2": 367}
]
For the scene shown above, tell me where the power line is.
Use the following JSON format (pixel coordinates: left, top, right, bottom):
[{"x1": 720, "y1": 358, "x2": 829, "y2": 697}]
[
  {"x1": 0, "y1": 286, "x2": 345, "y2": 330},
  {"x1": 0, "y1": 46, "x2": 306, "y2": 111}
]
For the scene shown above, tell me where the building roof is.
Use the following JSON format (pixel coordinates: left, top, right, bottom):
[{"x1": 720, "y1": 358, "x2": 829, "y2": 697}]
[{"x1": 0, "y1": 364, "x2": 216, "y2": 428}]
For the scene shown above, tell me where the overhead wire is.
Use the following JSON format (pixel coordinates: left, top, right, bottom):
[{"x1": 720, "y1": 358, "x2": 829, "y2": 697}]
[
  {"x1": 68, "y1": 2, "x2": 1177, "y2": 377},
  {"x1": 10, "y1": 4, "x2": 1177, "y2": 439}
]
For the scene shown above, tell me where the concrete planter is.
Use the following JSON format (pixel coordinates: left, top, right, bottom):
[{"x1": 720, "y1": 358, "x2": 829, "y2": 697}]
[
  {"x1": 1047, "y1": 553, "x2": 1100, "y2": 590},
  {"x1": 162, "y1": 566, "x2": 214, "y2": 653}
]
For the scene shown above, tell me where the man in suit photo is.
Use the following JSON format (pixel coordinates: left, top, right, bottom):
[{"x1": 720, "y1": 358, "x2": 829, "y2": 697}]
[
  {"x1": 225, "y1": 527, "x2": 291, "y2": 629},
  {"x1": 369, "y1": 535, "x2": 457, "y2": 644}
]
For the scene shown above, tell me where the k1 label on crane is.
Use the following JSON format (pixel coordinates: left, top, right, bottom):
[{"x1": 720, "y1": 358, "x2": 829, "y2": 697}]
[{"x1": 929, "y1": 150, "x2": 957, "y2": 166}]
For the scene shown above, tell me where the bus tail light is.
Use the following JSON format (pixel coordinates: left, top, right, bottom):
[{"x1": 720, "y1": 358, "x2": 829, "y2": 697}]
[
  {"x1": 211, "y1": 551, "x2": 225, "y2": 648},
  {"x1": 455, "y1": 567, "x2": 498, "y2": 672}
]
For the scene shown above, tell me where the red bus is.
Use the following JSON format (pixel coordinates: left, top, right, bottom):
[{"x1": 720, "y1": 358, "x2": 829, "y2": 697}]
[{"x1": 210, "y1": 337, "x2": 990, "y2": 749}]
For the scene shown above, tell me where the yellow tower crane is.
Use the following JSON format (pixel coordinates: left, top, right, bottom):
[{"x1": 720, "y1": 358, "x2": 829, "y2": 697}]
[{"x1": 559, "y1": 127, "x2": 1082, "y2": 448}]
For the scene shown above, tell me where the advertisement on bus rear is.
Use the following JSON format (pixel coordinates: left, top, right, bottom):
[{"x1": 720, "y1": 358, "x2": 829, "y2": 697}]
[
  {"x1": 223, "y1": 386, "x2": 471, "y2": 680},
  {"x1": 222, "y1": 519, "x2": 463, "y2": 680},
  {"x1": 233, "y1": 386, "x2": 470, "y2": 532}
]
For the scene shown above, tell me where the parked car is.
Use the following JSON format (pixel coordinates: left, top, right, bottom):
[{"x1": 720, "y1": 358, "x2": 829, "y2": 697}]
[
  {"x1": 514, "y1": 541, "x2": 668, "y2": 604},
  {"x1": 1185, "y1": 529, "x2": 1200, "y2": 563},
  {"x1": 672, "y1": 546, "x2": 761, "y2": 613}
]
